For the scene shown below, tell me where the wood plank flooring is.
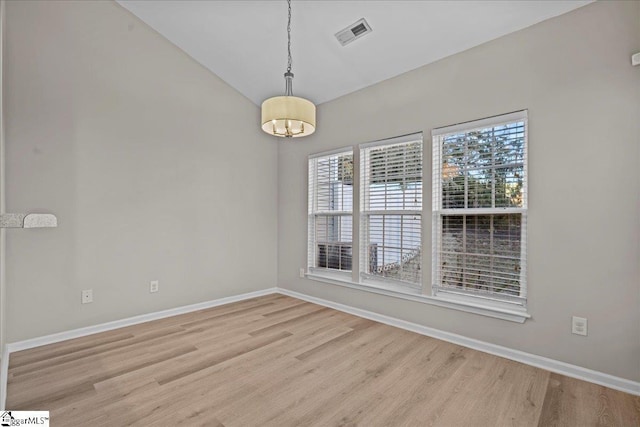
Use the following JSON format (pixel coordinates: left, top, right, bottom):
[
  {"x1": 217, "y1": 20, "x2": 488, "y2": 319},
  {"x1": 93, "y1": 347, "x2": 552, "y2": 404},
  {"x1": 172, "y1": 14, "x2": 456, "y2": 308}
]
[{"x1": 6, "y1": 294, "x2": 640, "y2": 426}]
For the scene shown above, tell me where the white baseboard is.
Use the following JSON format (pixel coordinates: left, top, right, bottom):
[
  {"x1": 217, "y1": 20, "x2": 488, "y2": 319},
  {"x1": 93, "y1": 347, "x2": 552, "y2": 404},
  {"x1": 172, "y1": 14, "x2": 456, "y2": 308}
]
[
  {"x1": 277, "y1": 288, "x2": 640, "y2": 397},
  {"x1": 6, "y1": 288, "x2": 278, "y2": 354},
  {"x1": 0, "y1": 287, "x2": 278, "y2": 410},
  {"x1": 1, "y1": 285, "x2": 637, "y2": 412}
]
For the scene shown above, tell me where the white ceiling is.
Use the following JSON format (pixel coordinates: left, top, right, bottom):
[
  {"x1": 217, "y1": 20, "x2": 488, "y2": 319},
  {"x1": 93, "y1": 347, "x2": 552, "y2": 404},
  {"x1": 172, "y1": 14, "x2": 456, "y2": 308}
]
[{"x1": 118, "y1": 1, "x2": 592, "y2": 106}]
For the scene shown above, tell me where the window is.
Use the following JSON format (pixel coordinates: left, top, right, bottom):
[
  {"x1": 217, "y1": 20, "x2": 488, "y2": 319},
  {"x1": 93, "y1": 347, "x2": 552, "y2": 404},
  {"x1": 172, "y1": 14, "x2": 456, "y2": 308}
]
[
  {"x1": 308, "y1": 150, "x2": 354, "y2": 274},
  {"x1": 432, "y1": 111, "x2": 528, "y2": 306},
  {"x1": 360, "y1": 134, "x2": 423, "y2": 289},
  {"x1": 306, "y1": 117, "x2": 528, "y2": 321}
]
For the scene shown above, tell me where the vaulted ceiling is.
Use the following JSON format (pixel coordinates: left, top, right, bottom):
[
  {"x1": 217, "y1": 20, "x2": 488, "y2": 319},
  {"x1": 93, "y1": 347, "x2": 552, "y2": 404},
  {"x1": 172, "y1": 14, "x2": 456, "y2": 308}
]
[{"x1": 118, "y1": 1, "x2": 592, "y2": 106}]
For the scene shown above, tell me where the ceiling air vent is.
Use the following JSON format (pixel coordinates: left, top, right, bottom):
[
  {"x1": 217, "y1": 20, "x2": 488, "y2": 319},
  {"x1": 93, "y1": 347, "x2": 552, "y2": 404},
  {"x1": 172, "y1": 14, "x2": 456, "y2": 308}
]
[{"x1": 335, "y1": 18, "x2": 372, "y2": 46}]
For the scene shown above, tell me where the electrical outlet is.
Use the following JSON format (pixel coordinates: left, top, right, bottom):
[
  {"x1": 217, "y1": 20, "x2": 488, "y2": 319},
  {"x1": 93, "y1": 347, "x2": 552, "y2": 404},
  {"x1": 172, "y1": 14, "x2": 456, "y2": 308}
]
[
  {"x1": 150, "y1": 280, "x2": 159, "y2": 293},
  {"x1": 81, "y1": 289, "x2": 93, "y2": 304},
  {"x1": 572, "y1": 316, "x2": 587, "y2": 336},
  {"x1": 299, "y1": 268, "x2": 305, "y2": 278}
]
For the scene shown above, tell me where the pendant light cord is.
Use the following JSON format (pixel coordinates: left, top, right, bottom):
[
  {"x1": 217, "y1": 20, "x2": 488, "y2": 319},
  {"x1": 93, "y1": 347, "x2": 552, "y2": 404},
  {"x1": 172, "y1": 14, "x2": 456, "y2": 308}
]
[
  {"x1": 287, "y1": 0, "x2": 291, "y2": 73},
  {"x1": 286, "y1": 0, "x2": 292, "y2": 74},
  {"x1": 283, "y1": 0, "x2": 294, "y2": 96}
]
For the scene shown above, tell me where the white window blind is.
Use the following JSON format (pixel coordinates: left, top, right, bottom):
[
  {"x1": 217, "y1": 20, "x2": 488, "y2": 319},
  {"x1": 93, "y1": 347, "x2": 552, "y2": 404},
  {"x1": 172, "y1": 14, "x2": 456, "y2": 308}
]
[
  {"x1": 432, "y1": 111, "x2": 528, "y2": 306},
  {"x1": 360, "y1": 134, "x2": 423, "y2": 288},
  {"x1": 308, "y1": 150, "x2": 354, "y2": 273}
]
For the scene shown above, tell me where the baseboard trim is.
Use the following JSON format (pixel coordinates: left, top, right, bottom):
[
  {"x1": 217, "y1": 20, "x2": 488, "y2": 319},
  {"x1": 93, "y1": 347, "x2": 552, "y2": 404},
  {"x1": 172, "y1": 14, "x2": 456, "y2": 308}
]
[
  {"x1": 0, "y1": 287, "x2": 279, "y2": 410},
  {"x1": 277, "y1": 288, "x2": 640, "y2": 396},
  {"x1": 6, "y1": 288, "x2": 278, "y2": 355},
  {"x1": 1, "y1": 285, "x2": 637, "y2": 411}
]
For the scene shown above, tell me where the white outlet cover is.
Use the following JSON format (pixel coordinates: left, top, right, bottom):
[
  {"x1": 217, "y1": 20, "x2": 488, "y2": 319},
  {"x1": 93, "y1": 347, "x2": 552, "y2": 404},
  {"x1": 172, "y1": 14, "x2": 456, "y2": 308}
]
[
  {"x1": 572, "y1": 316, "x2": 587, "y2": 336},
  {"x1": 150, "y1": 280, "x2": 159, "y2": 293},
  {"x1": 81, "y1": 289, "x2": 93, "y2": 304}
]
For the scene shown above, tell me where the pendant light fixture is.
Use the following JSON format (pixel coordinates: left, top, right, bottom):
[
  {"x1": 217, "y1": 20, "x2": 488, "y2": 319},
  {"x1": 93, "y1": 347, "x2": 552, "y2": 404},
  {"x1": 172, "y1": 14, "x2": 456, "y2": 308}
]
[{"x1": 261, "y1": 0, "x2": 316, "y2": 138}]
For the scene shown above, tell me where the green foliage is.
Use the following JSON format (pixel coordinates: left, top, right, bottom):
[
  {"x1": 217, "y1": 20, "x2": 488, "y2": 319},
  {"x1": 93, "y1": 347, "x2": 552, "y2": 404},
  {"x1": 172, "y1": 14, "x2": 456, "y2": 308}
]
[
  {"x1": 439, "y1": 123, "x2": 525, "y2": 296},
  {"x1": 442, "y1": 124, "x2": 524, "y2": 209}
]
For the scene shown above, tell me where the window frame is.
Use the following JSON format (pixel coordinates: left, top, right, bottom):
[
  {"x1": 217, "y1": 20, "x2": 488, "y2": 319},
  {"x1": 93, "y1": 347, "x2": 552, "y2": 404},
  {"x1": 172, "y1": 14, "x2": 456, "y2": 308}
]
[
  {"x1": 359, "y1": 133, "x2": 424, "y2": 290},
  {"x1": 431, "y1": 110, "x2": 528, "y2": 310},
  {"x1": 307, "y1": 148, "x2": 354, "y2": 279}
]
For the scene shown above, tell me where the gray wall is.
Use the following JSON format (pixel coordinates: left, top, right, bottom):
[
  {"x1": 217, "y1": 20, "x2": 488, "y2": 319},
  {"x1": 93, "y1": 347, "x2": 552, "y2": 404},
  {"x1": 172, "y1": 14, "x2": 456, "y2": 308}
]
[
  {"x1": 278, "y1": 1, "x2": 640, "y2": 381},
  {"x1": 4, "y1": 0, "x2": 277, "y2": 342}
]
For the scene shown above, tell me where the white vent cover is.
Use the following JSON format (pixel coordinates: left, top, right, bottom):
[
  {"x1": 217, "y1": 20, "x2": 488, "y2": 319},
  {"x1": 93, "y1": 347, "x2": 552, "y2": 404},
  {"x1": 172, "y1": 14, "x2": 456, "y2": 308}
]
[{"x1": 335, "y1": 18, "x2": 372, "y2": 46}]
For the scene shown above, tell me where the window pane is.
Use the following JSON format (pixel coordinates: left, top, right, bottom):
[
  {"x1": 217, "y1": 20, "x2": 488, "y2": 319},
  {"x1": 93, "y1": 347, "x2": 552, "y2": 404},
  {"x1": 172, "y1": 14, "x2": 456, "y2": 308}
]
[
  {"x1": 361, "y1": 136, "x2": 423, "y2": 288},
  {"x1": 441, "y1": 121, "x2": 525, "y2": 209},
  {"x1": 440, "y1": 214, "x2": 522, "y2": 296},
  {"x1": 315, "y1": 215, "x2": 352, "y2": 271},
  {"x1": 316, "y1": 154, "x2": 353, "y2": 212},
  {"x1": 365, "y1": 141, "x2": 422, "y2": 211},
  {"x1": 365, "y1": 214, "x2": 421, "y2": 285},
  {"x1": 309, "y1": 151, "x2": 353, "y2": 272}
]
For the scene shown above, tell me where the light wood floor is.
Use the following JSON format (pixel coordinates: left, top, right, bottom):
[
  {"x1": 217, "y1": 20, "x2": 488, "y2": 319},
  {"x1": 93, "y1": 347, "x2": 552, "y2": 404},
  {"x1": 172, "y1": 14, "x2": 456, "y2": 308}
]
[{"x1": 6, "y1": 294, "x2": 640, "y2": 426}]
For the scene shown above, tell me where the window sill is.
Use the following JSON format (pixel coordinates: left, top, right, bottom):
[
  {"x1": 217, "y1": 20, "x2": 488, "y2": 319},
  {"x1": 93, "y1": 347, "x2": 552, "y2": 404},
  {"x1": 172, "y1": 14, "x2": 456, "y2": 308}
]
[{"x1": 305, "y1": 273, "x2": 531, "y2": 323}]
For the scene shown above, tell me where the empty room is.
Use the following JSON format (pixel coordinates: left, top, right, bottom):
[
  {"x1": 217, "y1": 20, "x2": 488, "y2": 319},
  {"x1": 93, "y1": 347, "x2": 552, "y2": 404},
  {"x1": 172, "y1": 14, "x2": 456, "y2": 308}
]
[{"x1": 0, "y1": 0, "x2": 638, "y2": 425}]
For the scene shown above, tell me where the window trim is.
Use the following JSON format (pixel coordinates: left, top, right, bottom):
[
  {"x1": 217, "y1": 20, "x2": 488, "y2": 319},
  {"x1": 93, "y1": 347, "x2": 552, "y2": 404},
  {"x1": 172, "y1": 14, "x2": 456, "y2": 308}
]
[
  {"x1": 305, "y1": 272, "x2": 530, "y2": 323},
  {"x1": 431, "y1": 110, "x2": 528, "y2": 138},
  {"x1": 305, "y1": 117, "x2": 530, "y2": 323}
]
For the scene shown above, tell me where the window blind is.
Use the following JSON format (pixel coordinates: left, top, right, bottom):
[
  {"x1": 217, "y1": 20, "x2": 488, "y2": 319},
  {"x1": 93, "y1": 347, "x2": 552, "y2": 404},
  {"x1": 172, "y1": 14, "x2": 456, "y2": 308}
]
[
  {"x1": 432, "y1": 111, "x2": 527, "y2": 305},
  {"x1": 360, "y1": 133, "x2": 423, "y2": 288},
  {"x1": 308, "y1": 150, "x2": 354, "y2": 272}
]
